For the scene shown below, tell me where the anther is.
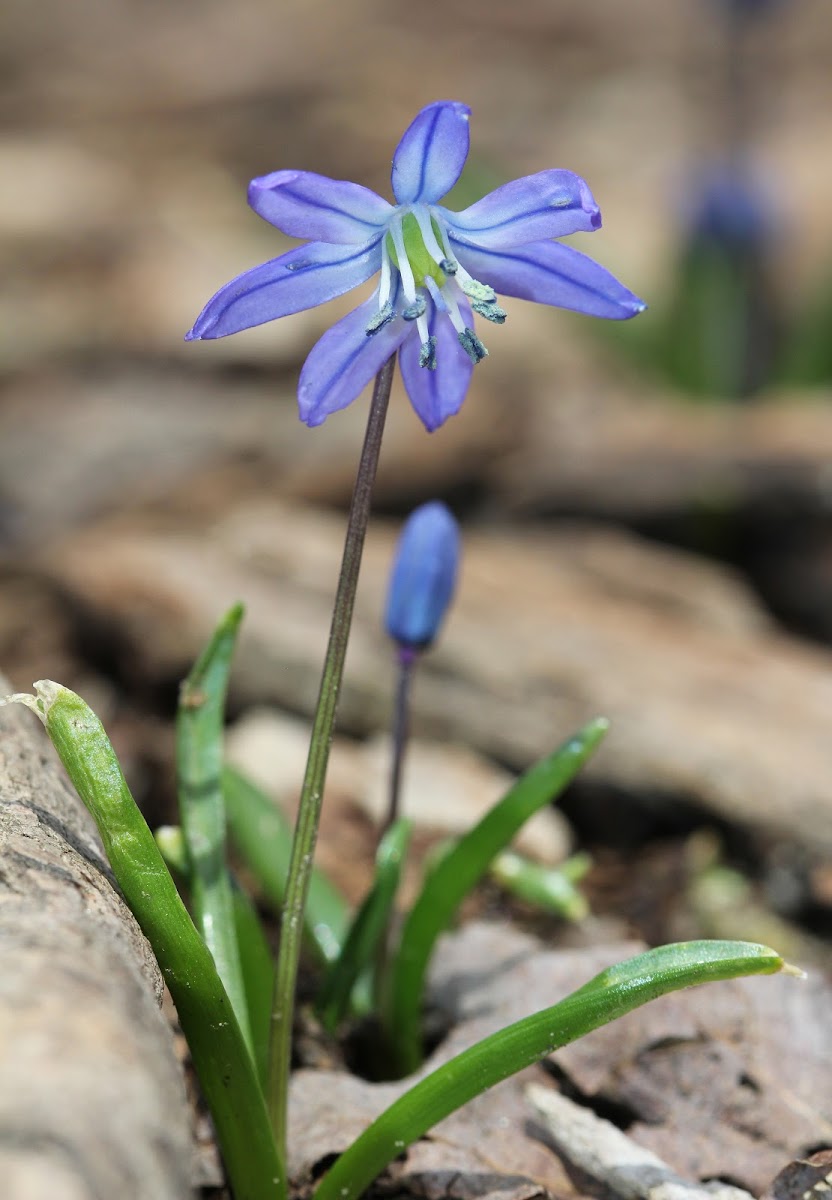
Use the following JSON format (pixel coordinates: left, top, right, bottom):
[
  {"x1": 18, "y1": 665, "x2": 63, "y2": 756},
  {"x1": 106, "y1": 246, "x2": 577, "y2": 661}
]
[
  {"x1": 460, "y1": 278, "x2": 496, "y2": 304},
  {"x1": 402, "y1": 296, "x2": 427, "y2": 321},
  {"x1": 419, "y1": 336, "x2": 438, "y2": 370},
  {"x1": 458, "y1": 328, "x2": 489, "y2": 364},
  {"x1": 471, "y1": 299, "x2": 507, "y2": 324},
  {"x1": 439, "y1": 257, "x2": 458, "y2": 276},
  {"x1": 365, "y1": 302, "x2": 395, "y2": 336}
]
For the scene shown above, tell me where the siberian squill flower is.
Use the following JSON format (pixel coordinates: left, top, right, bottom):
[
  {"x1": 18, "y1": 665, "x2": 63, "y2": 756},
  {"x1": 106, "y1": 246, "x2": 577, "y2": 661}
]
[
  {"x1": 385, "y1": 501, "x2": 460, "y2": 652},
  {"x1": 186, "y1": 101, "x2": 645, "y2": 431}
]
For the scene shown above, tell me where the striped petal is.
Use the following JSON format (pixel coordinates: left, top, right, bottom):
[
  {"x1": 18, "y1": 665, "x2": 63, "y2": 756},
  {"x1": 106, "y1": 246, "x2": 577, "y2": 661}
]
[
  {"x1": 248, "y1": 170, "x2": 393, "y2": 243},
  {"x1": 398, "y1": 296, "x2": 475, "y2": 431},
  {"x1": 298, "y1": 293, "x2": 410, "y2": 426},
  {"x1": 392, "y1": 101, "x2": 471, "y2": 206},
  {"x1": 185, "y1": 238, "x2": 381, "y2": 340},
  {"x1": 453, "y1": 238, "x2": 646, "y2": 320},
  {"x1": 443, "y1": 170, "x2": 601, "y2": 250}
]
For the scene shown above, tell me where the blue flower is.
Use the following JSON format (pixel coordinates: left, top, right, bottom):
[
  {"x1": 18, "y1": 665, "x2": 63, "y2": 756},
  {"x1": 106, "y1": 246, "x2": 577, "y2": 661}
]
[
  {"x1": 186, "y1": 101, "x2": 645, "y2": 432},
  {"x1": 385, "y1": 502, "x2": 460, "y2": 651}
]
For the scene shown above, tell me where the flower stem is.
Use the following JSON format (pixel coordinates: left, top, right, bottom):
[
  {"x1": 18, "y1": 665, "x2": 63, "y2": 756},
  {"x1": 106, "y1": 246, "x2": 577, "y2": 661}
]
[
  {"x1": 383, "y1": 647, "x2": 416, "y2": 835},
  {"x1": 267, "y1": 355, "x2": 396, "y2": 1157}
]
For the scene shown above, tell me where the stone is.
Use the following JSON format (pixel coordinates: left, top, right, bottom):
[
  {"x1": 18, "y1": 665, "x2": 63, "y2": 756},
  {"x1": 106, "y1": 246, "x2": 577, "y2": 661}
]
[
  {"x1": 34, "y1": 499, "x2": 832, "y2": 857},
  {"x1": 226, "y1": 709, "x2": 572, "y2": 866}
]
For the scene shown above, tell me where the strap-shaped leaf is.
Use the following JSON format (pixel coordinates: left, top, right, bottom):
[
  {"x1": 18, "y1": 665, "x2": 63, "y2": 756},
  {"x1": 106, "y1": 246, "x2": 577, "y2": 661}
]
[
  {"x1": 223, "y1": 764, "x2": 350, "y2": 966},
  {"x1": 176, "y1": 604, "x2": 252, "y2": 1053},
  {"x1": 318, "y1": 818, "x2": 411, "y2": 1032},
  {"x1": 317, "y1": 940, "x2": 788, "y2": 1200},
  {"x1": 28, "y1": 682, "x2": 285, "y2": 1200},
  {"x1": 385, "y1": 718, "x2": 608, "y2": 1074}
]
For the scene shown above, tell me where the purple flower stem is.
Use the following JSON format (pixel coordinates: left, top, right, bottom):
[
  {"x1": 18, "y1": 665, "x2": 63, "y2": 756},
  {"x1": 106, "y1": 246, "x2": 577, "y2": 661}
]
[
  {"x1": 267, "y1": 355, "x2": 397, "y2": 1156},
  {"x1": 384, "y1": 646, "x2": 418, "y2": 836}
]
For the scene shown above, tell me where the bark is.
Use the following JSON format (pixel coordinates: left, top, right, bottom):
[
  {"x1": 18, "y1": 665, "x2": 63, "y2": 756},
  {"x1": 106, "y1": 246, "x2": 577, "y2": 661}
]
[{"x1": 0, "y1": 671, "x2": 192, "y2": 1200}]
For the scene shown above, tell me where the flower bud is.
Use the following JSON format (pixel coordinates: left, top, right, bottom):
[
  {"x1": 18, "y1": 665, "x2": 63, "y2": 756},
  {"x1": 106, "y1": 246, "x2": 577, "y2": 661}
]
[
  {"x1": 384, "y1": 502, "x2": 460, "y2": 651},
  {"x1": 685, "y1": 163, "x2": 772, "y2": 251}
]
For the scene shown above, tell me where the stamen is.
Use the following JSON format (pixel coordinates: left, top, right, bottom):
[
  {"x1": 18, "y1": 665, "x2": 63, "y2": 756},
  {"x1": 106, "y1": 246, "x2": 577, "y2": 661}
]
[
  {"x1": 378, "y1": 238, "x2": 393, "y2": 310},
  {"x1": 365, "y1": 302, "x2": 395, "y2": 336},
  {"x1": 440, "y1": 284, "x2": 468, "y2": 335},
  {"x1": 390, "y1": 216, "x2": 418, "y2": 304},
  {"x1": 416, "y1": 312, "x2": 430, "y2": 344},
  {"x1": 402, "y1": 295, "x2": 427, "y2": 321},
  {"x1": 471, "y1": 298, "x2": 507, "y2": 324},
  {"x1": 458, "y1": 327, "x2": 489, "y2": 364},
  {"x1": 460, "y1": 277, "x2": 497, "y2": 304},
  {"x1": 434, "y1": 216, "x2": 456, "y2": 261},
  {"x1": 439, "y1": 257, "x2": 458, "y2": 275},
  {"x1": 419, "y1": 336, "x2": 438, "y2": 370}
]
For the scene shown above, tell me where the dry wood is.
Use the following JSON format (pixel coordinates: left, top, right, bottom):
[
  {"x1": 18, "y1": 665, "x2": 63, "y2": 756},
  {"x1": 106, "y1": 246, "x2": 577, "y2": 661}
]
[{"x1": 0, "y1": 671, "x2": 192, "y2": 1200}]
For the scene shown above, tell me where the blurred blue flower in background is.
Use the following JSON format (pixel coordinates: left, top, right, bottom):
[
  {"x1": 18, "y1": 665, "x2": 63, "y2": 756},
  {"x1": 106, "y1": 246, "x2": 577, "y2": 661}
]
[
  {"x1": 659, "y1": 159, "x2": 780, "y2": 398},
  {"x1": 187, "y1": 101, "x2": 645, "y2": 432},
  {"x1": 385, "y1": 501, "x2": 460, "y2": 652},
  {"x1": 684, "y1": 161, "x2": 774, "y2": 250},
  {"x1": 715, "y1": 0, "x2": 785, "y2": 17}
]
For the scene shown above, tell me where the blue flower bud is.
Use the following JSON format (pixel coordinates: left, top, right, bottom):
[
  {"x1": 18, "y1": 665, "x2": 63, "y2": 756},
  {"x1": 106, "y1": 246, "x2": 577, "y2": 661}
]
[
  {"x1": 685, "y1": 163, "x2": 773, "y2": 251},
  {"x1": 384, "y1": 502, "x2": 460, "y2": 651}
]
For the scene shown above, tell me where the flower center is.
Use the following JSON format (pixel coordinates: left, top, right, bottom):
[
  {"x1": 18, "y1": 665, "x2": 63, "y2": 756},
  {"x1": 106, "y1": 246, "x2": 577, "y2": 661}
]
[
  {"x1": 367, "y1": 204, "x2": 507, "y2": 370},
  {"x1": 386, "y1": 214, "x2": 446, "y2": 289}
]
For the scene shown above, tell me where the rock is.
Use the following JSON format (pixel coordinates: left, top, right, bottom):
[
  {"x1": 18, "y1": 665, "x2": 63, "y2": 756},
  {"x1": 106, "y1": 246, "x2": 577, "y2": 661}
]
[
  {"x1": 494, "y1": 389, "x2": 832, "y2": 523},
  {"x1": 34, "y1": 499, "x2": 832, "y2": 858},
  {"x1": 0, "y1": 364, "x2": 512, "y2": 546},
  {"x1": 359, "y1": 733, "x2": 571, "y2": 864},
  {"x1": 226, "y1": 709, "x2": 572, "y2": 865},
  {"x1": 226, "y1": 707, "x2": 365, "y2": 804},
  {"x1": 0, "y1": 673, "x2": 191, "y2": 1198}
]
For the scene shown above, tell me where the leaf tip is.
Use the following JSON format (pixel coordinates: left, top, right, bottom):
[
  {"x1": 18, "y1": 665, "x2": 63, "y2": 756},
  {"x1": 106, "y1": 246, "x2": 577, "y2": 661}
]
[
  {"x1": 780, "y1": 961, "x2": 807, "y2": 979},
  {"x1": 0, "y1": 679, "x2": 67, "y2": 725}
]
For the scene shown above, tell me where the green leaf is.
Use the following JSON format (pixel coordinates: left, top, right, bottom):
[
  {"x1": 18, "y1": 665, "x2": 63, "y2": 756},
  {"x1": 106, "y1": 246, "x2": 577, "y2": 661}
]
[
  {"x1": 385, "y1": 719, "x2": 608, "y2": 1075},
  {"x1": 232, "y1": 883, "x2": 275, "y2": 1090},
  {"x1": 223, "y1": 764, "x2": 350, "y2": 966},
  {"x1": 32, "y1": 682, "x2": 284, "y2": 1200},
  {"x1": 156, "y1": 819, "x2": 275, "y2": 1089},
  {"x1": 176, "y1": 603, "x2": 252, "y2": 1056},
  {"x1": 490, "y1": 850, "x2": 591, "y2": 920},
  {"x1": 317, "y1": 818, "x2": 411, "y2": 1033},
  {"x1": 314, "y1": 939, "x2": 787, "y2": 1200},
  {"x1": 776, "y1": 263, "x2": 832, "y2": 386}
]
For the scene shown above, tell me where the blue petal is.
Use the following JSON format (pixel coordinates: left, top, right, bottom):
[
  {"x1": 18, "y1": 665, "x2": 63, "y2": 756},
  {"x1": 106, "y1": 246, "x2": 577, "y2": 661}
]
[
  {"x1": 185, "y1": 238, "x2": 381, "y2": 340},
  {"x1": 398, "y1": 297, "x2": 474, "y2": 431},
  {"x1": 443, "y1": 170, "x2": 601, "y2": 250},
  {"x1": 298, "y1": 293, "x2": 410, "y2": 426},
  {"x1": 248, "y1": 170, "x2": 393, "y2": 244},
  {"x1": 453, "y1": 238, "x2": 646, "y2": 320},
  {"x1": 391, "y1": 101, "x2": 471, "y2": 206},
  {"x1": 385, "y1": 501, "x2": 461, "y2": 649}
]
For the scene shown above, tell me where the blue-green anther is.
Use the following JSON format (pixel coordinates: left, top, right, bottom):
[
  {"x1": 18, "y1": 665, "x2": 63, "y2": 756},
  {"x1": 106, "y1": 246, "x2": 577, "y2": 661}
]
[
  {"x1": 439, "y1": 257, "x2": 458, "y2": 275},
  {"x1": 458, "y1": 327, "x2": 488, "y2": 364},
  {"x1": 366, "y1": 302, "x2": 395, "y2": 336},
  {"x1": 402, "y1": 296, "x2": 427, "y2": 321},
  {"x1": 387, "y1": 214, "x2": 448, "y2": 289},
  {"x1": 419, "y1": 336, "x2": 437, "y2": 370},
  {"x1": 460, "y1": 278, "x2": 497, "y2": 304},
  {"x1": 471, "y1": 299, "x2": 507, "y2": 324}
]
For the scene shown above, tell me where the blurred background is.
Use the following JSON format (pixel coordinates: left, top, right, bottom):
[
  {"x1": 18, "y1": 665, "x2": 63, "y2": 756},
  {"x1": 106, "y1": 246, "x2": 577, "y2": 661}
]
[{"x1": 3, "y1": 0, "x2": 832, "y2": 957}]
